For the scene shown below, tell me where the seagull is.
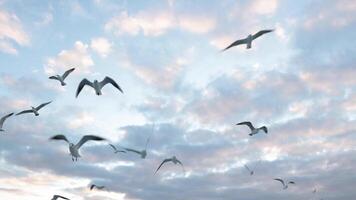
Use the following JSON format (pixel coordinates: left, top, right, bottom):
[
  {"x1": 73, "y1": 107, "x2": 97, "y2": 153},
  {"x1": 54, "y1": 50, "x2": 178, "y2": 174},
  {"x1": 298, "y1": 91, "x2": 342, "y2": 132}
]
[
  {"x1": 16, "y1": 101, "x2": 52, "y2": 116},
  {"x1": 154, "y1": 156, "x2": 185, "y2": 174},
  {"x1": 123, "y1": 137, "x2": 150, "y2": 159},
  {"x1": 222, "y1": 29, "x2": 274, "y2": 51},
  {"x1": 236, "y1": 121, "x2": 268, "y2": 136},
  {"x1": 313, "y1": 188, "x2": 317, "y2": 194},
  {"x1": 76, "y1": 76, "x2": 123, "y2": 97},
  {"x1": 90, "y1": 184, "x2": 105, "y2": 190},
  {"x1": 109, "y1": 144, "x2": 126, "y2": 154},
  {"x1": 0, "y1": 112, "x2": 14, "y2": 132},
  {"x1": 51, "y1": 195, "x2": 70, "y2": 200},
  {"x1": 49, "y1": 68, "x2": 75, "y2": 86},
  {"x1": 50, "y1": 134, "x2": 106, "y2": 161},
  {"x1": 244, "y1": 160, "x2": 261, "y2": 175},
  {"x1": 274, "y1": 178, "x2": 295, "y2": 190}
]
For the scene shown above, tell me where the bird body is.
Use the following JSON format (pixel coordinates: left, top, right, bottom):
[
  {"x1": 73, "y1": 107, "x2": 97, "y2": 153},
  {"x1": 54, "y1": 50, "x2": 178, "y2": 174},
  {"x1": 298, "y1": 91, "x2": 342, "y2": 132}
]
[
  {"x1": 50, "y1": 134, "x2": 106, "y2": 161},
  {"x1": 0, "y1": 112, "x2": 14, "y2": 132},
  {"x1": 16, "y1": 101, "x2": 52, "y2": 116},
  {"x1": 236, "y1": 121, "x2": 268, "y2": 136},
  {"x1": 155, "y1": 156, "x2": 184, "y2": 174},
  {"x1": 222, "y1": 29, "x2": 274, "y2": 51},
  {"x1": 76, "y1": 76, "x2": 123, "y2": 97},
  {"x1": 49, "y1": 68, "x2": 75, "y2": 86}
]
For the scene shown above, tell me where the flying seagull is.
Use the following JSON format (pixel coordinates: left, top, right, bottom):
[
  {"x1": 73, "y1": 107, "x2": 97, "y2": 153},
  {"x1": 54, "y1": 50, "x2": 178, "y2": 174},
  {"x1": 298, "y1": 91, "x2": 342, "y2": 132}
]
[
  {"x1": 90, "y1": 184, "x2": 105, "y2": 190},
  {"x1": 123, "y1": 137, "x2": 150, "y2": 159},
  {"x1": 244, "y1": 160, "x2": 261, "y2": 175},
  {"x1": 16, "y1": 101, "x2": 52, "y2": 116},
  {"x1": 50, "y1": 134, "x2": 106, "y2": 161},
  {"x1": 274, "y1": 178, "x2": 295, "y2": 190},
  {"x1": 49, "y1": 68, "x2": 75, "y2": 86},
  {"x1": 109, "y1": 144, "x2": 126, "y2": 154},
  {"x1": 222, "y1": 29, "x2": 274, "y2": 51},
  {"x1": 51, "y1": 195, "x2": 70, "y2": 200},
  {"x1": 236, "y1": 121, "x2": 268, "y2": 136},
  {"x1": 154, "y1": 156, "x2": 185, "y2": 174},
  {"x1": 0, "y1": 112, "x2": 14, "y2": 132},
  {"x1": 76, "y1": 76, "x2": 123, "y2": 97}
]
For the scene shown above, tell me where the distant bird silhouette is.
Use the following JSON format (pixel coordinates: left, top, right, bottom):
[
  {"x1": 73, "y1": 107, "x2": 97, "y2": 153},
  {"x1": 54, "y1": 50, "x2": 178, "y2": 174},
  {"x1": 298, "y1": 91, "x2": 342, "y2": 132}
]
[
  {"x1": 76, "y1": 76, "x2": 123, "y2": 97},
  {"x1": 274, "y1": 178, "x2": 295, "y2": 190},
  {"x1": 244, "y1": 161, "x2": 260, "y2": 175},
  {"x1": 50, "y1": 134, "x2": 106, "y2": 161},
  {"x1": 90, "y1": 184, "x2": 105, "y2": 190},
  {"x1": 51, "y1": 195, "x2": 70, "y2": 200},
  {"x1": 236, "y1": 121, "x2": 268, "y2": 136},
  {"x1": 155, "y1": 156, "x2": 185, "y2": 174},
  {"x1": 49, "y1": 68, "x2": 75, "y2": 86},
  {"x1": 16, "y1": 101, "x2": 52, "y2": 116},
  {"x1": 109, "y1": 144, "x2": 126, "y2": 154},
  {"x1": 0, "y1": 112, "x2": 14, "y2": 132},
  {"x1": 123, "y1": 137, "x2": 150, "y2": 159},
  {"x1": 222, "y1": 29, "x2": 274, "y2": 51}
]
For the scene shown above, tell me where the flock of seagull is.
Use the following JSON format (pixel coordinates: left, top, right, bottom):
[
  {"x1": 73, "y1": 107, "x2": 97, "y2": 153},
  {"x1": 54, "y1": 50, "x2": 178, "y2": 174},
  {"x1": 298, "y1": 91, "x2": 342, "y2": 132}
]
[{"x1": 1, "y1": 29, "x2": 324, "y2": 200}]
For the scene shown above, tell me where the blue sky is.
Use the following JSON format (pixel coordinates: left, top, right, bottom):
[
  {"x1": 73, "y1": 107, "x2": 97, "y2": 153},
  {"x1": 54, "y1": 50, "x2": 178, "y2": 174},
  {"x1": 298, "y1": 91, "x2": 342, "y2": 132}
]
[{"x1": 0, "y1": 0, "x2": 355, "y2": 199}]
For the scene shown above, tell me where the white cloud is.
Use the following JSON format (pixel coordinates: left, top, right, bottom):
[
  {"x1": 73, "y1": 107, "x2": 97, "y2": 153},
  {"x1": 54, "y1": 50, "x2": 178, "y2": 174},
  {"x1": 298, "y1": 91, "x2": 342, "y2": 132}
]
[
  {"x1": 105, "y1": 11, "x2": 216, "y2": 36},
  {"x1": 44, "y1": 41, "x2": 94, "y2": 75},
  {"x1": 248, "y1": 0, "x2": 278, "y2": 15},
  {"x1": 90, "y1": 37, "x2": 112, "y2": 57},
  {"x1": 0, "y1": 10, "x2": 29, "y2": 54}
]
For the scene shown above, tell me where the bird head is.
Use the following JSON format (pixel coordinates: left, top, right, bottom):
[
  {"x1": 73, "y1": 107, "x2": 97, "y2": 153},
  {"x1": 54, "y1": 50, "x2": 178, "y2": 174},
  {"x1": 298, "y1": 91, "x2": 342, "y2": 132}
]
[{"x1": 69, "y1": 143, "x2": 75, "y2": 147}]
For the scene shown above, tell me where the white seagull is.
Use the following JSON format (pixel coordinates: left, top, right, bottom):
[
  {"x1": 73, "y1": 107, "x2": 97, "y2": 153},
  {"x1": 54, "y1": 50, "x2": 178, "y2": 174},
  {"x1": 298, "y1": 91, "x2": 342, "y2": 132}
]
[
  {"x1": 123, "y1": 137, "x2": 150, "y2": 159},
  {"x1": 51, "y1": 195, "x2": 70, "y2": 200},
  {"x1": 90, "y1": 184, "x2": 105, "y2": 190},
  {"x1": 109, "y1": 144, "x2": 126, "y2": 154},
  {"x1": 154, "y1": 156, "x2": 185, "y2": 174},
  {"x1": 16, "y1": 101, "x2": 52, "y2": 116},
  {"x1": 76, "y1": 76, "x2": 123, "y2": 97},
  {"x1": 0, "y1": 112, "x2": 14, "y2": 132},
  {"x1": 274, "y1": 178, "x2": 295, "y2": 190},
  {"x1": 222, "y1": 29, "x2": 274, "y2": 51},
  {"x1": 50, "y1": 134, "x2": 106, "y2": 161},
  {"x1": 49, "y1": 68, "x2": 75, "y2": 86},
  {"x1": 236, "y1": 121, "x2": 268, "y2": 136}
]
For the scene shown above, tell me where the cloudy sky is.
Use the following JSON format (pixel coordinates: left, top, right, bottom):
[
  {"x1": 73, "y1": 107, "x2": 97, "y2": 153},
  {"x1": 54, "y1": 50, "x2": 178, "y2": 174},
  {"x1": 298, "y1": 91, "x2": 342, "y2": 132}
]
[{"x1": 0, "y1": 0, "x2": 355, "y2": 199}]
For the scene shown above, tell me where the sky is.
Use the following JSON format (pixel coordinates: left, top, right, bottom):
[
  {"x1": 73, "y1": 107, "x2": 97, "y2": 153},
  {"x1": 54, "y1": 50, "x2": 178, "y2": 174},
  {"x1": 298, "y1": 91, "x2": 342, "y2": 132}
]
[{"x1": 0, "y1": 0, "x2": 355, "y2": 199}]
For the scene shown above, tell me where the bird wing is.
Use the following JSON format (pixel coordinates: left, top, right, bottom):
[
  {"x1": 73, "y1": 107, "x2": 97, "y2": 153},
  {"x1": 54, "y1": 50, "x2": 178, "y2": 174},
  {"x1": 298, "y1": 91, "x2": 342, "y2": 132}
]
[
  {"x1": 236, "y1": 121, "x2": 255, "y2": 130},
  {"x1": 260, "y1": 126, "x2": 268, "y2": 134},
  {"x1": 50, "y1": 135, "x2": 70, "y2": 143},
  {"x1": 36, "y1": 101, "x2": 52, "y2": 110},
  {"x1": 252, "y1": 29, "x2": 274, "y2": 40},
  {"x1": 0, "y1": 112, "x2": 14, "y2": 127},
  {"x1": 53, "y1": 195, "x2": 70, "y2": 200},
  {"x1": 176, "y1": 158, "x2": 185, "y2": 172},
  {"x1": 124, "y1": 148, "x2": 142, "y2": 155},
  {"x1": 288, "y1": 181, "x2": 296, "y2": 184},
  {"x1": 274, "y1": 178, "x2": 285, "y2": 186},
  {"x1": 222, "y1": 39, "x2": 247, "y2": 51},
  {"x1": 244, "y1": 164, "x2": 251, "y2": 172},
  {"x1": 49, "y1": 76, "x2": 60, "y2": 81},
  {"x1": 76, "y1": 135, "x2": 106, "y2": 149},
  {"x1": 109, "y1": 144, "x2": 118, "y2": 151},
  {"x1": 145, "y1": 137, "x2": 150, "y2": 150},
  {"x1": 90, "y1": 184, "x2": 95, "y2": 190},
  {"x1": 62, "y1": 68, "x2": 75, "y2": 79},
  {"x1": 154, "y1": 158, "x2": 172, "y2": 174},
  {"x1": 16, "y1": 109, "x2": 34, "y2": 115},
  {"x1": 100, "y1": 76, "x2": 123, "y2": 93},
  {"x1": 76, "y1": 78, "x2": 94, "y2": 97}
]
